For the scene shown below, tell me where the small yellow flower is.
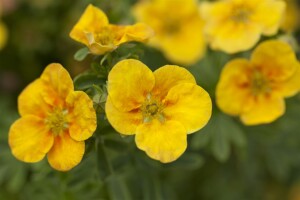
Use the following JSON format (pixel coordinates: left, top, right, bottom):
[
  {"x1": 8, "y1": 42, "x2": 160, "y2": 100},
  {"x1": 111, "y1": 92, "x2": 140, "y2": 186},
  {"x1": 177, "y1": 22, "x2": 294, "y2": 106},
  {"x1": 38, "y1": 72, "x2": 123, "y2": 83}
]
[
  {"x1": 105, "y1": 59, "x2": 212, "y2": 162},
  {"x1": 281, "y1": 0, "x2": 300, "y2": 32},
  {"x1": 201, "y1": 0, "x2": 285, "y2": 53},
  {"x1": 216, "y1": 40, "x2": 300, "y2": 125},
  {"x1": 0, "y1": 21, "x2": 7, "y2": 49},
  {"x1": 9, "y1": 64, "x2": 97, "y2": 171},
  {"x1": 70, "y1": 4, "x2": 153, "y2": 55},
  {"x1": 133, "y1": 0, "x2": 206, "y2": 65}
]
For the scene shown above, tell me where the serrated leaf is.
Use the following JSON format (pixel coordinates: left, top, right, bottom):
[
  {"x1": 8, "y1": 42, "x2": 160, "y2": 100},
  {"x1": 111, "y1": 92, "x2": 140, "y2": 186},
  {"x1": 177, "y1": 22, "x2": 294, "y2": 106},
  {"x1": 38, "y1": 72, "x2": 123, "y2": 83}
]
[{"x1": 74, "y1": 47, "x2": 90, "y2": 61}]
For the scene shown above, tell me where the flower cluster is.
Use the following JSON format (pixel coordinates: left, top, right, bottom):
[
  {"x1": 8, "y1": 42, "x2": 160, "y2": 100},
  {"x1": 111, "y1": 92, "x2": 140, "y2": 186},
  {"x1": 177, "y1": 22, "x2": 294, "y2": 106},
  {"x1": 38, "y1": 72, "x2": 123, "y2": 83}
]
[
  {"x1": 132, "y1": 0, "x2": 286, "y2": 63},
  {"x1": 8, "y1": 2, "x2": 300, "y2": 171}
]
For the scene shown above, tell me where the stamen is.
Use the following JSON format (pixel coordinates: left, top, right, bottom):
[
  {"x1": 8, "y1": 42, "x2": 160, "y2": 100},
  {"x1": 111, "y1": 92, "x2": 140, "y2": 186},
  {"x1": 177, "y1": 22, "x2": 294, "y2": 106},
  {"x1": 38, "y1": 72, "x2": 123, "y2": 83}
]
[
  {"x1": 231, "y1": 7, "x2": 251, "y2": 23},
  {"x1": 45, "y1": 108, "x2": 69, "y2": 135},
  {"x1": 251, "y1": 70, "x2": 271, "y2": 95},
  {"x1": 141, "y1": 94, "x2": 165, "y2": 123}
]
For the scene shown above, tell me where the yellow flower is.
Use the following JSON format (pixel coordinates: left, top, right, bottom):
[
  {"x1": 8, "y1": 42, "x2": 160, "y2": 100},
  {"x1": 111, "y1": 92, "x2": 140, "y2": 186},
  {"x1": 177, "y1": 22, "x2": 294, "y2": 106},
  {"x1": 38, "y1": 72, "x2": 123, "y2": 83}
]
[
  {"x1": 216, "y1": 40, "x2": 300, "y2": 125},
  {"x1": 0, "y1": 21, "x2": 7, "y2": 49},
  {"x1": 133, "y1": 0, "x2": 206, "y2": 65},
  {"x1": 9, "y1": 64, "x2": 97, "y2": 171},
  {"x1": 201, "y1": 0, "x2": 285, "y2": 53},
  {"x1": 70, "y1": 4, "x2": 153, "y2": 55},
  {"x1": 281, "y1": 0, "x2": 300, "y2": 32},
  {"x1": 105, "y1": 59, "x2": 212, "y2": 162}
]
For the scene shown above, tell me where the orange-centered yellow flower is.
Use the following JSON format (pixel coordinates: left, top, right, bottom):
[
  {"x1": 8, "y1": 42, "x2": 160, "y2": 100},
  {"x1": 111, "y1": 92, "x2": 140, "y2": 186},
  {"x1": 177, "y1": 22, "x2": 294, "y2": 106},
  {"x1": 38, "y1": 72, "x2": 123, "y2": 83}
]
[
  {"x1": 105, "y1": 59, "x2": 212, "y2": 162},
  {"x1": 9, "y1": 64, "x2": 97, "y2": 171},
  {"x1": 201, "y1": 0, "x2": 285, "y2": 53},
  {"x1": 70, "y1": 4, "x2": 153, "y2": 55},
  {"x1": 133, "y1": 0, "x2": 206, "y2": 65},
  {"x1": 216, "y1": 40, "x2": 300, "y2": 125}
]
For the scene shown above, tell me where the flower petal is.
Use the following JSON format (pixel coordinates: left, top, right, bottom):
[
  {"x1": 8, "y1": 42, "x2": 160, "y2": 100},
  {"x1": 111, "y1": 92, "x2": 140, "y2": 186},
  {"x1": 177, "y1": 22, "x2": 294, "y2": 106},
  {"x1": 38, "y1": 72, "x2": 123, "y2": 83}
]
[
  {"x1": 277, "y1": 63, "x2": 300, "y2": 97},
  {"x1": 135, "y1": 119, "x2": 187, "y2": 163},
  {"x1": 118, "y1": 23, "x2": 154, "y2": 45},
  {"x1": 251, "y1": 40, "x2": 298, "y2": 81},
  {"x1": 0, "y1": 21, "x2": 7, "y2": 49},
  {"x1": 18, "y1": 79, "x2": 52, "y2": 117},
  {"x1": 241, "y1": 94, "x2": 285, "y2": 125},
  {"x1": 253, "y1": 0, "x2": 285, "y2": 35},
  {"x1": 158, "y1": 16, "x2": 206, "y2": 65},
  {"x1": 152, "y1": 65, "x2": 196, "y2": 100},
  {"x1": 9, "y1": 116, "x2": 54, "y2": 163},
  {"x1": 66, "y1": 91, "x2": 97, "y2": 141},
  {"x1": 18, "y1": 63, "x2": 73, "y2": 117},
  {"x1": 107, "y1": 59, "x2": 155, "y2": 112},
  {"x1": 89, "y1": 42, "x2": 116, "y2": 55},
  {"x1": 47, "y1": 133, "x2": 85, "y2": 171},
  {"x1": 216, "y1": 59, "x2": 253, "y2": 116},
  {"x1": 69, "y1": 4, "x2": 109, "y2": 46},
  {"x1": 40, "y1": 63, "x2": 74, "y2": 101},
  {"x1": 208, "y1": 20, "x2": 262, "y2": 53},
  {"x1": 280, "y1": 0, "x2": 299, "y2": 32},
  {"x1": 163, "y1": 83, "x2": 212, "y2": 134},
  {"x1": 105, "y1": 96, "x2": 142, "y2": 135}
]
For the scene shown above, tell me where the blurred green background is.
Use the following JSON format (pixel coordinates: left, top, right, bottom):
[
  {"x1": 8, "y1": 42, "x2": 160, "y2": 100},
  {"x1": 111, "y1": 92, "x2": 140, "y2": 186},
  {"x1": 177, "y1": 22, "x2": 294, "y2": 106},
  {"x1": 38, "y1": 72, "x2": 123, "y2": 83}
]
[{"x1": 1, "y1": 0, "x2": 300, "y2": 200}]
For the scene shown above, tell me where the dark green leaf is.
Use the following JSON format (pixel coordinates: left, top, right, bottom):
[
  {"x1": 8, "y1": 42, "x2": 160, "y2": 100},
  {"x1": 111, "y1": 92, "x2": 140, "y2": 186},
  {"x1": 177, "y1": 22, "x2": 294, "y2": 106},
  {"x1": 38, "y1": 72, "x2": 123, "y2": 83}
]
[{"x1": 106, "y1": 175, "x2": 131, "y2": 200}]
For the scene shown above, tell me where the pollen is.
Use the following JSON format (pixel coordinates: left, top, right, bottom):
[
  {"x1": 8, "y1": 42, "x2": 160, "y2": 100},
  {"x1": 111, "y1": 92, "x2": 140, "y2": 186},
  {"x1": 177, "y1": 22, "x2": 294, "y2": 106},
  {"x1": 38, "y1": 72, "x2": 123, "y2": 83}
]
[{"x1": 45, "y1": 108, "x2": 69, "y2": 135}]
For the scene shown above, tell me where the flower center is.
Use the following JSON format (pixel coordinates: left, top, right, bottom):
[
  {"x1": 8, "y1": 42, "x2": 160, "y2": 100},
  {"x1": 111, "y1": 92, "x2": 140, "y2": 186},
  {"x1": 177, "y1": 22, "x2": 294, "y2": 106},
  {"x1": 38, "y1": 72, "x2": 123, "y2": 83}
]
[
  {"x1": 163, "y1": 19, "x2": 180, "y2": 35},
  {"x1": 95, "y1": 29, "x2": 115, "y2": 45},
  {"x1": 251, "y1": 70, "x2": 271, "y2": 95},
  {"x1": 231, "y1": 7, "x2": 251, "y2": 23},
  {"x1": 141, "y1": 94, "x2": 165, "y2": 123},
  {"x1": 45, "y1": 108, "x2": 68, "y2": 135}
]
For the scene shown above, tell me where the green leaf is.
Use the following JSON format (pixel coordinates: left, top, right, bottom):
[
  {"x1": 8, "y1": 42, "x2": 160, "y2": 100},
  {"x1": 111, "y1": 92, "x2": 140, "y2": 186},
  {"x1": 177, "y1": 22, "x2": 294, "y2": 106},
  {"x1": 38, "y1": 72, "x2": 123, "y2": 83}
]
[
  {"x1": 96, "y1": 138, "x2": 114, "y2": 180},
  {"x1": 194, "y1": 111, "x2": 246, "y2": 162},
  {"x1": 106, "y1": 175, "x2": 132, "y2": 200},
  {"x1": 73, "y1": 73, "x2": 106, "y2": 91},
  {"x1": 74, "y1": 47, "x2": 90, "y2": 61},
  {"x1": 164, "y1": 153, "x2": 205, "y2": 170},
  {"x1": 104, "y1": 136, "x2": 129, "y2": 152},
  {"x1": 210, "y1": 117, "x2": 231, "y2": 162}
]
